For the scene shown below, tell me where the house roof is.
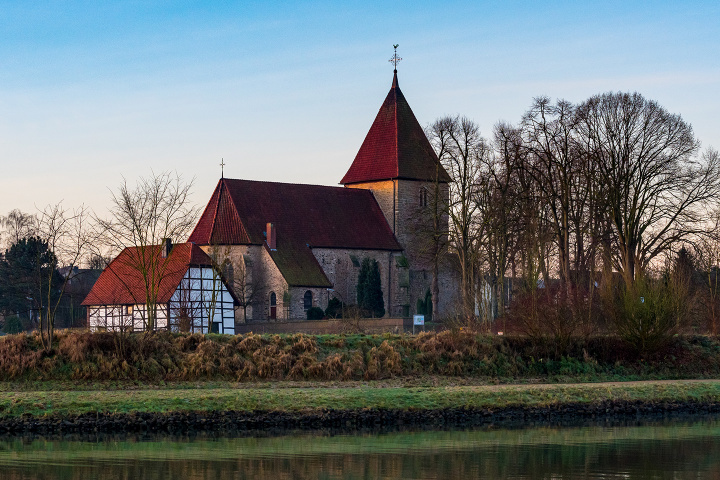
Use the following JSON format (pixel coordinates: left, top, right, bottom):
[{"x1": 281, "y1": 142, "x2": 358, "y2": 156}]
[
  {"x1": 187, "y1": 178, "x2": 402, "y2": 287},
  {"x1": 341, "y1": 71, "x2": 451, "y2": 185},
  {"x1": 81, "y1": 242, "x2": 225, "y2": 306}
]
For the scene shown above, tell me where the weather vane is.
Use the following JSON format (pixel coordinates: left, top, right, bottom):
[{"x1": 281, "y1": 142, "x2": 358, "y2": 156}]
[
  {"x1": 220, "y1": 158, "x2": 225, "y2": 178},
  {"x1": 389, "y1": 44, "x2": 402, "y2": 71}
]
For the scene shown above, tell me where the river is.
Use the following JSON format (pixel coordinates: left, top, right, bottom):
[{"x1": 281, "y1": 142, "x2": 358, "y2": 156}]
[{"x1": 1, "y1": 417, "x2": 719, "y2": 478}]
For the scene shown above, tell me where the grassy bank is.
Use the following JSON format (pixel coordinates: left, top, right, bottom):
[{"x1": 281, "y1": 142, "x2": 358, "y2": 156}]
[
  {"x1": 2, "y1": 330, "x2": 720, "y2": 383},
  {"x1": 1, "y1": 380, "x2": 720, "y2": 418}
]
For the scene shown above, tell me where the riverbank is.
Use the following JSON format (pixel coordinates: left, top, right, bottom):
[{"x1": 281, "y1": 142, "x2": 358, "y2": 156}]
[{"x1": 3, "y1": 380, "x2": 720, "y2": 435}]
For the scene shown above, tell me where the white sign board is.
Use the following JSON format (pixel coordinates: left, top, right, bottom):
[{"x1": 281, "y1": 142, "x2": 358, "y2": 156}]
[{"x1": 413, "y1": 315, "x2": 425, "y2": 326}]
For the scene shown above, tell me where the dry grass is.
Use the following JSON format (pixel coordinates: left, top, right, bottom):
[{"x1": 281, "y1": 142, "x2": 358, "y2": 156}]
[{"x1": 1, "y1": 330, "x2": 720, "y2": 382}]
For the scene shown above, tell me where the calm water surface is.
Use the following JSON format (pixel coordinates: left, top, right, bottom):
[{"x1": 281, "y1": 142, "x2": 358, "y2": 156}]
[{"x1": 1, "y1": 418, "x2": 720, "y2": 479}]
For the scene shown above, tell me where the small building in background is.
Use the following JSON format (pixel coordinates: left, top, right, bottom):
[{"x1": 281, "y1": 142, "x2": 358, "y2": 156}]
[{"x1": 82, "y1": 241, "x2": 238, "y2": 334}]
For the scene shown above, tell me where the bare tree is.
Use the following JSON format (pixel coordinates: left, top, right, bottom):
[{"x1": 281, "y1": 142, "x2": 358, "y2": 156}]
[
  {"x1": 86, "y1": 253, "x2": 111, "y2": 270},
  {"x1": 477, "y1": 123, "x2": 526, "y2": 322},
  {"x1": 170, "y1": 275, "x2": 204, "y2": 332},
  {"x1": 232, "y1": 254, "x2": 259, "y2": 322},
  {"x1": 421, "y1": 124, "x2": 452, "y2": 320},
  {"x1": 694, "y1": 207, "x2": 720, "y2": 334},
  {"x1": 96, "y1": 171, "x2": 200, "y2": 331},
  {"x1": 0, "y1": 209, "x2": 37, "y2": 248},
  {"x1": 201, "y1": 244, "x2": 234, "y2": 332},
  {"x1": 36, "y1": 203, "x2": 95, "y2": 350},
  {"x1": 521, "y1": 97, "x2": 591, "y2": 286},
  {"x1": 428, "y1": 116, "x2": 486, "y2": 323},
  {"x1": 577, "y1": 93, "x2": 718, "y2": 285}
]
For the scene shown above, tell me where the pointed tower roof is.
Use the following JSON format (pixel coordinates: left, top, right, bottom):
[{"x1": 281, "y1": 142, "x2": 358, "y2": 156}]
[{"x1": 341, "y1": 71, "x2": 451, "y2": 185}]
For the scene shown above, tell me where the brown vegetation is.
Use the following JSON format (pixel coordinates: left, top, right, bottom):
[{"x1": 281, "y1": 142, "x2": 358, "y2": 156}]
[{"x1": 2, "y1": 330, "x2": 720, "y2": 383}]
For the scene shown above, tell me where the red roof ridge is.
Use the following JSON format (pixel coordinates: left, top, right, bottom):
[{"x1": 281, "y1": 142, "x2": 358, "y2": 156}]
[
  {"x1": 393, "y1": 72, "x2": 399, "y2": 178},
  {"x1": 224, "y1": 177, "x2": 348, "y2": 191}
]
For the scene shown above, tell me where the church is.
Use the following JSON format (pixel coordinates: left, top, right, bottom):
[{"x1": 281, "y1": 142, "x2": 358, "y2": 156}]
[{"x1": 187, "y1": 67, "x2": 458, "y2": 325}]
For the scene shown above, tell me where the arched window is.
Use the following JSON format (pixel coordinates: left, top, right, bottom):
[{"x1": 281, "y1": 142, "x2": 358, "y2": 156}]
[
  {"x1": 269, "y1": 292, "x2": 277, "y2": 320},
  {"x1": 419, "y1": 187, "x2": 428, "y2": 207},
  {"x1": 303, "y1": 290, "x2": 313, "y2": 311}
]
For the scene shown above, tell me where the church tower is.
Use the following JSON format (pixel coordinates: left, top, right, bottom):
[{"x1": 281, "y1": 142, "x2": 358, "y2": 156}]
[{"x1": 341, "y1": 61, "x2": 452, "y2": 317}]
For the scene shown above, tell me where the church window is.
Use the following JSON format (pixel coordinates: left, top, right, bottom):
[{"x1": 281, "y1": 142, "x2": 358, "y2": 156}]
[
  {"x1": 303, "y1": 290, "x2": 313, "y2": 311},
  {"x1": 420, "y1": 187, "x2": 429, "y2": 207},
  {"x1": 269, "y1": 292, "x2": 277, "y2": 320}
]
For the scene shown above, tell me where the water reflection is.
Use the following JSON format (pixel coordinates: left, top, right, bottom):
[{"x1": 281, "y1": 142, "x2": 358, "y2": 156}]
[{"x1": 1, "y1": 418, "x2": 720, "y2": 479}]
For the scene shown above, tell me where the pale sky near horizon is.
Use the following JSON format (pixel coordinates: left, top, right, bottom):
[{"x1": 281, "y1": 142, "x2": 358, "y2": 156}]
[{"x1": 1, "y1": 1, "x2": 719, "y2": 219}]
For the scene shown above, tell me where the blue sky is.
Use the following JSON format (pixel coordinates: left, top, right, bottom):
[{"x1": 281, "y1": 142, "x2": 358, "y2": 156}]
[{"x1": 1, "y1": 1, "x2": 719, "y2": 215}]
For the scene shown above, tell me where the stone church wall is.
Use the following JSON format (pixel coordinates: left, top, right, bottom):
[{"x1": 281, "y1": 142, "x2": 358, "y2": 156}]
[
  {"x1": 311, "y1": 248, "x2": 397, "y2": 317},
  {"x1": 199, "y1": 244, "x2": 290, "y2": 325},
  {"x1": 202, "y1": 244, "x2": 405, "y2": 322}
]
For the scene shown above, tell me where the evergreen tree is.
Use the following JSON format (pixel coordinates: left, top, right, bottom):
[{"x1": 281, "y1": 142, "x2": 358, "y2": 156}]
[
  {"x1": 368, "y1": 260, "x2": 385, "y2": 318},
  {"x1": 357, "y1": 258, "x2": 384, "y2": 318},
  {"x1": 0, "y1": 237, "x2": 58, "y2": 319},
  {"x1": 417, "y1": 289, "x2": 433, "y2": 321},
  {"x1": 356, "y1": 258, "x2": 370, "y2": 314}
]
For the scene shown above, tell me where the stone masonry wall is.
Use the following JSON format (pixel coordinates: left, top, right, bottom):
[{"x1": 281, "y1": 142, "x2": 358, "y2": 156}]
[
  {"x1": 200, "y1": 244, "x2": 289, "y2": 325},
  {"x1": 346, "y1": 179, "x2": 456, "y2": 318},
  {"x1": 311, "y1": 248, "x2": 396, "y2": 317}
]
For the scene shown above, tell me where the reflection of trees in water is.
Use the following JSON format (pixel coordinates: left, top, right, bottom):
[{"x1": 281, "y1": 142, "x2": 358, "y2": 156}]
[
  {"x1": 3, "y1": 436, "x2": 720, "y2": 479},
  {"x1": 4, "y1": 423, "x2": 720, "y2": 479}
]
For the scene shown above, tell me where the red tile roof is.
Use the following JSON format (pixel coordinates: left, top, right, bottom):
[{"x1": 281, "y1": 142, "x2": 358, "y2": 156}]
[
  {"x1": 188, "y1": 179, "x2": 401, "y2": 250},
  {"x1": 82, "y1": 242, "x2": 216, "y2": 306},
  {"x1": 187, "y1": 178, "x2": 402, "y2": 286},
  {"x1": 341, "y1": 71, "x2": 451, "y2": 185}
]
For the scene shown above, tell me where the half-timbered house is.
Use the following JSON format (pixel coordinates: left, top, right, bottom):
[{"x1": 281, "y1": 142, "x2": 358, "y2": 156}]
[{"x1": 82, "y1": 241, "x2": 238, "y2": 333}]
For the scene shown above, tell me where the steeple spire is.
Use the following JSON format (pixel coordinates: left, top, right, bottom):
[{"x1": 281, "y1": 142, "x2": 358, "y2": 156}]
[{"x1": 340, "y1": 49, "x2": 451, "y2": 186}]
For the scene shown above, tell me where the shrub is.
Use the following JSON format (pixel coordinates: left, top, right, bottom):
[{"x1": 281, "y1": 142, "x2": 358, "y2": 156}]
[
  {"x1": 307, "y1": 307, "x2": 324, "y2": 320},
  {"x1": 325, "y1": 298, "x2": 344, "y2": 318},
  {"x1": 604, "y1": 275, "x2": 678, "y2": 356},
  {"x1": 508, "y1": 283, "x2": 600, "y2": 356}
]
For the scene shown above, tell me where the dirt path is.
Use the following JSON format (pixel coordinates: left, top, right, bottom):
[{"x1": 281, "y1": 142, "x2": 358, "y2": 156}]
[{"x1": 4, "y1": 377, "x2": 720, "y2": 393}]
